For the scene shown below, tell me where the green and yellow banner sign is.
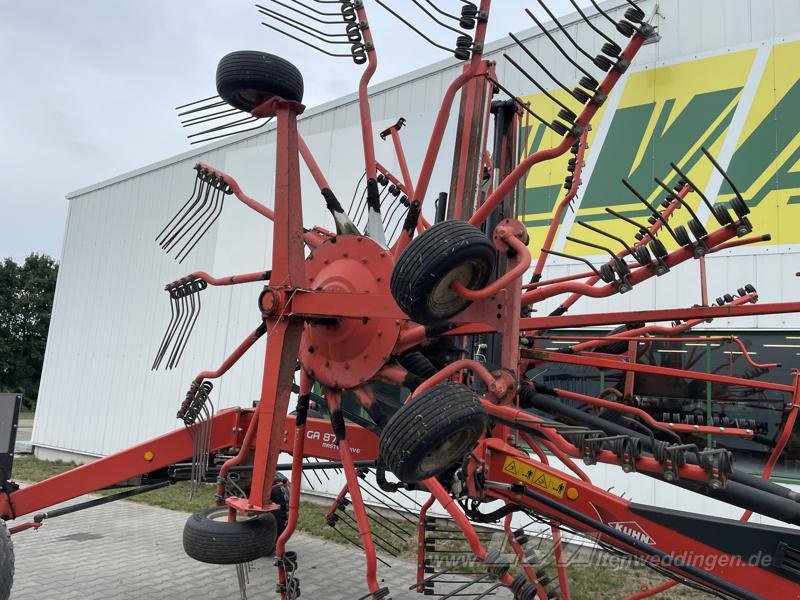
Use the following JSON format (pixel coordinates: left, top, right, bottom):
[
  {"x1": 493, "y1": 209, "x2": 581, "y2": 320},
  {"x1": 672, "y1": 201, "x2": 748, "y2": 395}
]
[{"x1": 519, "y1": 39, "x2": 800, "y2": 255}]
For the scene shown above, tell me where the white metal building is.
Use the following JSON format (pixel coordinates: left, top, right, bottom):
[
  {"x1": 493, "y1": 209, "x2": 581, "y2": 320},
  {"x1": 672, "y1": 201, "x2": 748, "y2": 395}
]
[{"x1": 33, "y1": 0, "x2": 800, "y2": 526}]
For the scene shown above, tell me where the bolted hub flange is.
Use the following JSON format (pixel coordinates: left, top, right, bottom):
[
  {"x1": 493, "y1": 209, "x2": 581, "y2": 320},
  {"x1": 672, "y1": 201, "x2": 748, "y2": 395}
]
[{"x1": 299, "y1": 235, "x2": 401, "y2": 389}]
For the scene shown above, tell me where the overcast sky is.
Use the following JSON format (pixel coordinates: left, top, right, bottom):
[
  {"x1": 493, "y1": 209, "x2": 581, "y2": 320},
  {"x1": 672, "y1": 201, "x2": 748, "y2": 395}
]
[{"x1": 1, "y1": 1, "x2": 591, "y2": 262}]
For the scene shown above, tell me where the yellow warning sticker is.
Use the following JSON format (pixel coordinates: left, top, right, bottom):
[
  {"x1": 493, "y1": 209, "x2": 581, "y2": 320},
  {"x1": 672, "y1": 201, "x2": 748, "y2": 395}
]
[{"x1": 502, "y1": 457, "x2": 567, "y2": 499}]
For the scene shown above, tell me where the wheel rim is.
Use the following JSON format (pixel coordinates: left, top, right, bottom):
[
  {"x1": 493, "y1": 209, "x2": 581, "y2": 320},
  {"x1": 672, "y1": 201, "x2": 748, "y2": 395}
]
[
  {"x1": 418, "y1": 427, "x2": 476, "y2": 475},
  {"x1": 428, "y1": 258, "x2": 489, "y2": 317}
]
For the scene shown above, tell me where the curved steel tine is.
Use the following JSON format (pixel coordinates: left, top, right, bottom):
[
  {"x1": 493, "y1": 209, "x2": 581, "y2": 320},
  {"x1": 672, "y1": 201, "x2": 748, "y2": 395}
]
[
  {"x1": 535, "y1": 0, "x2": 602, "y2": 67},
  {"x1": 423, "y1": 0, "x2": 459, "y2": 21},
  {"x1": 156, "y1": 170, "x2": 201, "y2": 242},
  {"x1": 577, "y1": 220, "x2": 634, "y2": 255},
  {"x1": 346, "y1": 172, "x2": 367, "y2": 215},
  {"x1": 541, "y1": 248, "x2": 605, "y2": 280},
  {"x1": 604, "y1": 207, "x2": 649, "y2": 232},
  {"x1": 508, "y1": 33, "x2": 582, "y2": 101},
  {"x1": 176, "y1": 99, "x2": 228, "y2": 117},
  {"x1": 503, "y1": 54, "x2": 572, "y2": 114},
  {"x1": 258, "y1": 6, "x2": 350, "y2": 39},
  {"x1": 262, "y1": 0, "x2": 345, "y2": 25},
  {"x1": 152, "y1": 293, "x2": 178, "y2": 370},
  {"x1": 588, "y1": 0, "x2": 621, "y2": 28},
  {"x1": 486, "y1": 74, "x2": 554, "y2": 131},
  {"x1": 566, "y1": 235, "x2": 619, "y2": 260},
  {"x1": 567, "y1": 0, "x2": 618, "y2": 47},
  {"x1": 171, "y1": 287, "x2": 202, "y2": 366},
  {"x1": 701, "y1": 146, "x2": 747, "y2": 204},
  {"x1": 653, "y1": 176, "x2": 702, "y2": 222},
  {"x1": 281, "y1": 0, "x2": 342, "y2": 17},
  {"x1": 175, "y1": 94, "x2": 221, "y2": 111},
  {"x1": 167, "y1": 293, "x2": 194, "y2": 369},
  {"x1": 189, "y1": 118, "x2": 271, "y2": 146},
  {"x1": 187, "y1": 115, "x2": 258, "y2": 140},
  {"x1": 525, "y1": 8, "x2": 596, "y2": 81},
  {"x1": 177, "y1": 188, "x2": 226, "y2": 263},
  {"x1": 373, "y1": 0, "x2": 456, "y2": 54},
  {"x1": 260, "y1": 22, "x2": 353, "y2": 58},
  {"x1": 621, "y1": 179, "x2": 679, "y2": 241},
  {"x1": 181, "y1": 107, "x2": 241, "y2": 127},
  {"x1": 669, "y1": 162, "x2": 714, "y2": 212},
  {"x1": 161, "y1": 182, "x2": 213, "y2": 251},
  {"x1": 411, "y1": 0, "x2": 464, "y2": 35}
]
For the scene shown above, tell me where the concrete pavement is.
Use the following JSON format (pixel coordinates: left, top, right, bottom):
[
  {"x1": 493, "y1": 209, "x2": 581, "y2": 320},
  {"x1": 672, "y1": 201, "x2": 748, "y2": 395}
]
[{"x1": 10, "y1": 495, "x2": 512, "y2": 599}]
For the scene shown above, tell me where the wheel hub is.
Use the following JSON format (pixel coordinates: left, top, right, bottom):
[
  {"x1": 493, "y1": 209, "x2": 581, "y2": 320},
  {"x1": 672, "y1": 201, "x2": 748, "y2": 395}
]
[{"x1": 299, "y1": 235, "x2": 401, "y2": 389}]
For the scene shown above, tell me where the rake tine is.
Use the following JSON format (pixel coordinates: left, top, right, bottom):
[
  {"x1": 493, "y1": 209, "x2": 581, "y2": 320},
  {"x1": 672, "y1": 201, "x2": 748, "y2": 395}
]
[
  {"x1": 472, "y1": 582, "x2": 504, "y2": 598},
  {"x1": 485, "y1": 75, "x2": 554, "y2": 130},
  {"x1": 438, "y1": 573, "x2": 493, "y2": 599},
  {"x1": 508, "y1": 33, "x2": 582, "y2": 102},
  {"x1": 362, "y1": 496, "x2": 413, "y2": 538},
  {"x1": 259, "y1": 9, "x2": 350, "y2": 45},
  {"x1": 172, "y1": 288, "x2": 201, "y2": 367},
  {"x1": 329, "y1": 523, "x2": 393, "y2": 567},
  {"x1": 152, "y1": 292, "x2": 183, "y2": 370},
  {"x1": 541, "y1": 248, "x2": 605, "y2": 280},
  {"x1": 281, "y1": 0, "x2": 342, "y2": 17},
  {"x1": 531, "y1": 2, "x2": 601, "y2": 73},
  {"x1": 346, "y1": 172, "x2": 367, "y2": 215},
  {"x1": 161, "y1": 182, "x2": 214, "y2": 252},
  {"x1": 669, "y1": 162, "x2": 714, "y2": 212},
  {"x1": 188, "y1": 118, "x2": 272, "y2": 146},
  {"x1": 576, "y1": 220, "x2": 635, "y2": 256},
  {"x1": 175, "y1": 94, "x2": 222, "y2": 111},
  {"x1": 653, "y1": 176, "x2": 702, "y2": 223},
  {"x1": 588, "y1": 0, "x2": 621, "y2": 28},
  {"x1": 349, "y1": 182, "x2": 369, "y2": 224},
  {"x1": 156, "y1": 168, "x2": 202, "y2": 242},
  {"x1": 167, "y1": 293, "x2": 193, "y2": 369},
  {"x1": 305, "y1": 458, "x2": 324, "y2": 486},
  {"x1": 166, "y1": 186, "x2": 220, "y2": 257},
  {"x1": 604, "y1": 207, "x2": 650, "y2": 233},
  {"x1": 503, "y1": 54, "x2": 573, "y2": 114},
  {"x1": 567, "y1": 0, "x2": 619, "y2": 49},
  {"x1": 338, "y1": 510, "x2": 402, "y2": 555},
  {"x1": 387, "y1": 207, "x2": 409, "y2": 245},
  {"x1": 423, "y1": 0, "x2": 459, "y2": 21},
  {"x1": 235, "y1": 563, "x2": 248, "y2": 600},
  {"x1": 621, "y1": 179, "x2": 679, "y2": 241},
  {"x1": 176, "y1": 99, "x2": 228, "y2": 118},
  {"x1": 373, "y1": 0, "x2": 458, "y2": 54},
  {"x1": 262, "y1": 0, "x2": 345, "y2": 25},
  {"x1": 411, "y1": 0, "x2": 464, "y2": 35},
  {"x1": 181, "y1": 107, "x2": 241, "y2": 127},
  {"x1": 701, "y1": 146, "x2": 747, "y2": 204},
  {"x1": 565, "y1": 235, "x2": 618, "y2": 260},
  {"x1": 186, "y1": 115, "x2": 258, "y2": 140},
  {"x1": 152, "y1": 294, "x2": 177, "y2": 370},
  {"x1": 358, "y1": 478, "x2": 419, "y2": 523},
  {"x1": 260, "y1": 22, "x2": 353, "y2": 58},
  {"x1": 176, "y1": 187, "x2": 227, "y2": 263}
]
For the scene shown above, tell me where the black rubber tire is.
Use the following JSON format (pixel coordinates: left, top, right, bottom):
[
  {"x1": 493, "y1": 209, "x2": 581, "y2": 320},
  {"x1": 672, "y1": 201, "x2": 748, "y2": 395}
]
[
  {"x1": 391, "y1": 220, "x2": 495, "y2": 325},
  {"x1": 183, "y1": 507, "x2": 277, "y2": 565},
  {"x1": 216, "y1": 51, "x2": 304, "y2": 113},
  {"x1": 591, "y1": 322, "x2": 644, "y2": 355},
  {"x1": 0, "y1": 521, "x2": 13, "y2": 600},
  {"x1": 379, "y1": 381, "x2": 487, "y2": 483},
  {"x1": 674, "y1": 224, "x2": 691, "y2": 247}
]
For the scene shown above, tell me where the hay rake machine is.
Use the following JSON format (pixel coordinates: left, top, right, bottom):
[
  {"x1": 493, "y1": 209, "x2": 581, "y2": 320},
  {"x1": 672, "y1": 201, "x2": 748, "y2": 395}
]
[{"x1": 4, "y1": 1, "x2": 800, "y2": 599}]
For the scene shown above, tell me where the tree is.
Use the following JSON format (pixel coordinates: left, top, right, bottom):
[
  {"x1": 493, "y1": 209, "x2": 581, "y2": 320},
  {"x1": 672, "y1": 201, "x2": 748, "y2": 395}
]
[{"x1": 0, "y1": 254, "x2": 59, "y2": 408}]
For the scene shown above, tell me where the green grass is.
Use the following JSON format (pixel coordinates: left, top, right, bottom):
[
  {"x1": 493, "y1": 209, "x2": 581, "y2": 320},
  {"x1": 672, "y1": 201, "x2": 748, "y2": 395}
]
[
  {"x1": 11, "y1": 456, "x2": 710, "y2": 598},
  {"x1": 18, "y1": 411, "x2": 35, "y2": 421}
]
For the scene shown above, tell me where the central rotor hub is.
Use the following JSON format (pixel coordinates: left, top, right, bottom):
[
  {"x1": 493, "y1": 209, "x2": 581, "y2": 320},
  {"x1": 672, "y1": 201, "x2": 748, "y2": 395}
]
[{"x1": 298, "y1": 235, "x2": 401, "y2": 390}]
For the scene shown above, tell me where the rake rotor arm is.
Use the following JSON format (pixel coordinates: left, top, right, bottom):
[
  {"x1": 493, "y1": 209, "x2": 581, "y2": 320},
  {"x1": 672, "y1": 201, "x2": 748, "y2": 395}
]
[
  {"x1": 469, "y1": 25, "x2": 650, "y2": 228},
  {"x1": 521, "y1": 221, "x2": 740, "y2": 305},
  {"x1": 413, "y1": 0, "x2": 492, "y2": 214},
  {"x1": 1, "y1": 408, "x2": 248, "y2": 520},
  {"x1": 531, "y1": 129, "x2": 590, "y2": 282},
  {"x1": 193, "y1": 321, "x2": 268, "y2": 382}
]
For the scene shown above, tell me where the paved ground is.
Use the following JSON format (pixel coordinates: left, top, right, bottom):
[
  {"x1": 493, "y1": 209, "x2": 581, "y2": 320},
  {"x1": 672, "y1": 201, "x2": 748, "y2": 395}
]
[{"x1": 10, "y1": 495, "x2": 512, "y2": 600}]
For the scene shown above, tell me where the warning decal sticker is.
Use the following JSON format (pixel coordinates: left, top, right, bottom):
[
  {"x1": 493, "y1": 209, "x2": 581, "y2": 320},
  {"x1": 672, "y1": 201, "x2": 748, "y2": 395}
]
[{"x1": 502, "y1": 456, "x2": 567, "y2": 499}]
